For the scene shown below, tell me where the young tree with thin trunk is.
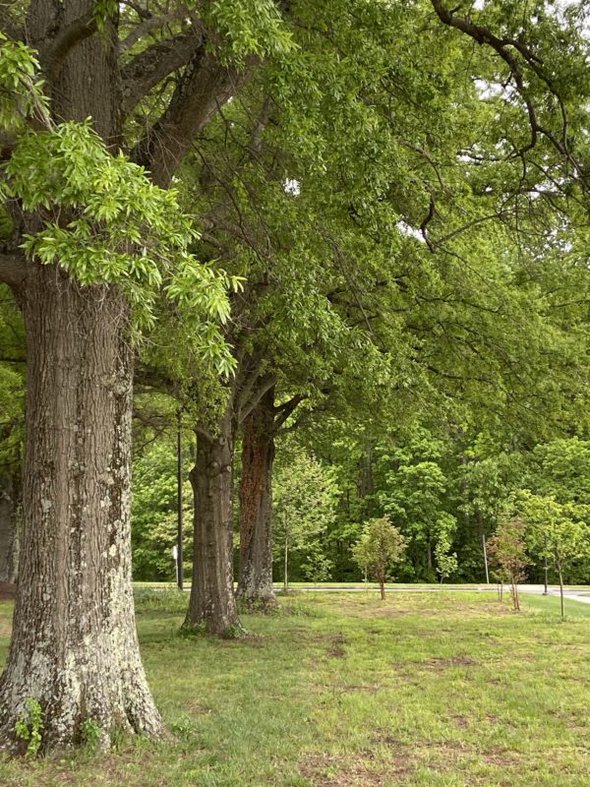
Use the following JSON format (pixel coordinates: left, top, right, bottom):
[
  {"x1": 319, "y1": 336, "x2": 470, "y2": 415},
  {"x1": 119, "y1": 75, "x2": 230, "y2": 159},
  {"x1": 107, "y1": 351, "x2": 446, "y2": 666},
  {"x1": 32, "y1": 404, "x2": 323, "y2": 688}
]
[
  {"x1": 520, "y1": 493, "x2": 590, "y2": 619},
  {"x1": 487, "y1": 515, "x2": 528, "y2": 612},
  {"x1": 352, "y1": 516, "x2": 407, "y2": 600}
]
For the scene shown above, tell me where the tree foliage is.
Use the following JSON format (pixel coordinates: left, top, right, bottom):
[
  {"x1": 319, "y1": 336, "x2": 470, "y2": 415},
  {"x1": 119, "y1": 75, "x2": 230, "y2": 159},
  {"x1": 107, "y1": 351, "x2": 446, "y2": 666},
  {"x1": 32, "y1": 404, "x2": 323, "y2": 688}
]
[{"x1": 352, "y1": 516, "x2": 407, "y2": 599}]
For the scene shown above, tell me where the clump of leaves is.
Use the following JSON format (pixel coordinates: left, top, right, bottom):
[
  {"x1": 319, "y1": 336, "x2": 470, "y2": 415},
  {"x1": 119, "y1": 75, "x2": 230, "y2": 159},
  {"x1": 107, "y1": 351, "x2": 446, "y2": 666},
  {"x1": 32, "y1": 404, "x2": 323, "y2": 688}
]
[
  {"x1": 0, "y1": 43, "x2": 241, "y2": 376},
  {"x1": 14, "y1": 697, "x2": 44, "y2": 757},
  {"x1": 80, "y1": 718, "x2": 103, "y2": 752}
]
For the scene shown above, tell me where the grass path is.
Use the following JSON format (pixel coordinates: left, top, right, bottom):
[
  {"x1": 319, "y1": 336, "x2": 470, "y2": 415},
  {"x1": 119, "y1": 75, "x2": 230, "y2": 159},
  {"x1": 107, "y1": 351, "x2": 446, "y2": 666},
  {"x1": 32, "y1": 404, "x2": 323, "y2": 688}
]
[{"x1": 0, "y1": 591, "x2": 589, "y2": 785}]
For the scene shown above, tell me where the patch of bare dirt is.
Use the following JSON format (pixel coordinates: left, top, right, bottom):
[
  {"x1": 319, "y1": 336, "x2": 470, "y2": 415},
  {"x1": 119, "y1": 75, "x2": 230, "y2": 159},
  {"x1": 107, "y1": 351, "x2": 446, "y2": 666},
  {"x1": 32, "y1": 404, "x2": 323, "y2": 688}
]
[
  {"x1": 364, "y1": 607, "x2": 409, "y2": 619},
  {"x1": 482, "y1": 747, "x2": 521, "y2": 767},
  {"x1": 422, "y1": 655, "x2": 478, "y2": 670},
  {"x1": 327, "y1": 634, "x2": 347, "y2": 658}
]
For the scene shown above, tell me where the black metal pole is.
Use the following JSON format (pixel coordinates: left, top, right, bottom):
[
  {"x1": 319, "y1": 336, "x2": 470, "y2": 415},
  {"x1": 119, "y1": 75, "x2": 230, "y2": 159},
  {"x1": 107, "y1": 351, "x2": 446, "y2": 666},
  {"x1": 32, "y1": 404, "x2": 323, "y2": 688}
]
[{"x1": 177, "y1": 408, "x2": 184, "y2": 591}]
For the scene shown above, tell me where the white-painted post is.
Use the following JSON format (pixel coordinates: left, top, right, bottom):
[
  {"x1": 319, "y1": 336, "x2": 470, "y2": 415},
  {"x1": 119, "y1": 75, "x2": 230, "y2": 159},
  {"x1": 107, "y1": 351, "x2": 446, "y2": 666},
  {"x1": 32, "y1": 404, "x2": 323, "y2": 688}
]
[{"x1": 172, "y1": 544, "x2": 179, "y2": 587}]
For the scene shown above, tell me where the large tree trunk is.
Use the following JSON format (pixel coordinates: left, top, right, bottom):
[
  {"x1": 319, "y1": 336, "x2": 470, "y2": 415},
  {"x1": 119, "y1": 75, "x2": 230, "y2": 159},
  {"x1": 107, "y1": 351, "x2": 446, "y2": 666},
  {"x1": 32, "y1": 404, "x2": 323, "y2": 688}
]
[
  {"x1": 184, "y1": 409, "x2": 242, "y2": 636},
  {"x1": 0, "y1": 268, "x2": 163, "y2": 752},
  {"x1": 0, "y1": 5, "x2": 165, "y2": 752},
  {"x1": 237, "y1": 387, "x2": 276, "y2": 610},
  {"x1": 0, "y1": 472, "x2": 20, "y2": 584}
]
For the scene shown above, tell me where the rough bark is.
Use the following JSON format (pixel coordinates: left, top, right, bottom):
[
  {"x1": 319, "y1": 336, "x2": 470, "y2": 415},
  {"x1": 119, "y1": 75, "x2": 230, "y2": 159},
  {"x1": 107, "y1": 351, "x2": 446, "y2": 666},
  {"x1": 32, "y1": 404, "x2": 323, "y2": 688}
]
[
  {"x1": 0, "y1": 473, "x2": 20, "y2": 584},
  {"x1": 184, "y1": 409, "x2": 242, "y2": 636},
  {"x1": 0, "y1": 267, "x2": 163, "y2": 751},
  {"x1": 0, "y1": 1, "x2": 218, "y2": 751},
  {"x1": 236, "y1": 387, "x2": 276, "y2": 610}
]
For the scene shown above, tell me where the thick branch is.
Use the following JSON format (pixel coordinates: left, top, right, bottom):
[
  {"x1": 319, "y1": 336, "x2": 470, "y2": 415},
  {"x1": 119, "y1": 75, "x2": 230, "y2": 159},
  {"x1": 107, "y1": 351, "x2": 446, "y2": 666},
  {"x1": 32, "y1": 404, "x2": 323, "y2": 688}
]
[
  {"x1": 133, "y1": 44, "x2": 252, "y2": 187},
  {"x1": 273, "y1": 393, "x2": 305, "y2": 431},
  {"x1": 42, "y1": 12, "x2": 97, "y2": 77},
  {"x1": 239, "y1": 373, "x2": 277, "y2": 424},
  {"x1": 121, "y1": 11, "x2": 185, "y2": 52},
  {"x1": 121, "y1": 30, "x2": 201, "y2": 116}
]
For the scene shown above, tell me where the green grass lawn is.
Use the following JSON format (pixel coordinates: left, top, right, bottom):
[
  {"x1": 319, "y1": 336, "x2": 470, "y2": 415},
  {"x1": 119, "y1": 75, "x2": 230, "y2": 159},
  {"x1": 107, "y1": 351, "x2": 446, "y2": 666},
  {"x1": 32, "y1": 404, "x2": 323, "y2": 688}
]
[{"x1": 0, "y1": 590, "x2": 589, "y2": 786}]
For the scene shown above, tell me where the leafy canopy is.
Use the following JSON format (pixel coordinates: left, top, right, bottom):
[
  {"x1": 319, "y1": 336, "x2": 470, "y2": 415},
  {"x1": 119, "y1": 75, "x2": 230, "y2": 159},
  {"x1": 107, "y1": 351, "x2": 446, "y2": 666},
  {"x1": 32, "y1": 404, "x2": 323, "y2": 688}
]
[{"x1": 0, "y1": 34, "x2": 239, "y2": 374}]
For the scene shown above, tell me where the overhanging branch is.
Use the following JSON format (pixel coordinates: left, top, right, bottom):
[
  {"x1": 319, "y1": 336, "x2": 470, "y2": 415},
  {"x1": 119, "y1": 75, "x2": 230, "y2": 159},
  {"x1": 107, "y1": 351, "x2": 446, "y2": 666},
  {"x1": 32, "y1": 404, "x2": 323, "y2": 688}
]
[
  {"x1": 121, "y1": 29, "x2": 202, "y2": 117},
  {"x1": 121, "y1": 11, "x2": 185, "y2": 52},
  {"x1": 132, "y1": 45, "x2": 252, "y2": 187},
  {"x1": 429, "y1": 0, "x2": 587, "y2": 188}
]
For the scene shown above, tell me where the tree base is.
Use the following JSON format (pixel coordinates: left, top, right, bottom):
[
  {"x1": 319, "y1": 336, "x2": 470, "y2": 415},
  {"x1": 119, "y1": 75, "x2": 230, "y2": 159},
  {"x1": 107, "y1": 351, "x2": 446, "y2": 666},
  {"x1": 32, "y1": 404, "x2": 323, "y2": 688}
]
[
  {"x1": 181, "y1": 619, "x2": 247, "y2": 639},
  {"x1": 237, "y1": 593, "x2": 278, "y2": 615}
]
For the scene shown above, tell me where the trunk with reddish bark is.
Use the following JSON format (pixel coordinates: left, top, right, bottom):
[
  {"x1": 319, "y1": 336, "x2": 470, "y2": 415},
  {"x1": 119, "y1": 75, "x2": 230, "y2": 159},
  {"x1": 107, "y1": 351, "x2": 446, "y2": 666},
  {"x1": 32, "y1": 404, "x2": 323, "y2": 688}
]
[
  {"x1": 0, "y1": 269, "x2": 163, "y2": 752},
  {"x1": 237, "y1": 387, "x2": 276, "y2": 610},
  {"x1": 184, "y1": 410, "x2": 242, "y2": 636}
]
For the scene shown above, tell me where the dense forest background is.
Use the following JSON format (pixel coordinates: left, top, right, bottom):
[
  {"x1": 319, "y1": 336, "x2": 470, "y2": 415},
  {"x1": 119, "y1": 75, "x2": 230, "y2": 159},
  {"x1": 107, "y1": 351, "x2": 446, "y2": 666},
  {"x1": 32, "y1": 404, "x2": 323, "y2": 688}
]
[{"x1": 129, "y1": 403, "x2": 590, "y2": 585}]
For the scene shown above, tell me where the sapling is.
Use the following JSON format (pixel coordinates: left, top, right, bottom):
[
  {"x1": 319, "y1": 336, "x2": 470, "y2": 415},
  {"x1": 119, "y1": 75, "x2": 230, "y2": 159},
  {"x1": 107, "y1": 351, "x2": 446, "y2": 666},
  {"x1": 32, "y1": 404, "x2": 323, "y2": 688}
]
[{"x1": 352, "y1": 516, "x2": 407, "y2": 600}]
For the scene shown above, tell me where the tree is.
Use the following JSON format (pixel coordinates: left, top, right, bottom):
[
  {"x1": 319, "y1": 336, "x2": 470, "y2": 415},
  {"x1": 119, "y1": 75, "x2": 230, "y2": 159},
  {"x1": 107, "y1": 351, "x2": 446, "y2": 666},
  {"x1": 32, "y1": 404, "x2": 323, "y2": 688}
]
[
  {"x1": 352, "y1": 516, "x2": 406, "y2": 600},
  {"x1": 272, "y1": 441, "x2": 340, "y2": 590},
  {"x1": 487, "y1": 515, "x2": 528, "y2": 612},
  {"x1": 378, "y1": 436, "x2": 458, "y2": 580},
  {"x1": 237, "y1": 386, "x2": 305, "y2": 608},
  {"x1": 520, "y1": 493, "x2": 590, "y2": 619},
  {"x1": 177, "y1": 0, "x2": 590, "y2": 634},
  {"x1": 433, "y1": 512, "x2": 458, "y2": 583},
  {"x1": 0, "y1": 8, "x2": 238, "y2": 750}
]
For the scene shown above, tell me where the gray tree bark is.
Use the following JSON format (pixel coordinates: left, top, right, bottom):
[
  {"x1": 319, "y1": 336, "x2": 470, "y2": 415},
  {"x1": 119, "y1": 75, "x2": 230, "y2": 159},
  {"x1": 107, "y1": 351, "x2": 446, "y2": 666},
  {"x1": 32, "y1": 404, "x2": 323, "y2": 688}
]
[
  {"x1": 0, "y1": 268, "x2": 163, "y2": 751},
  {"x1": 1, "y1": 0, "x2": 241, "y2": 749},
  {"x1": 184, "y1": 409, "x2": 242, "y2": 636}
]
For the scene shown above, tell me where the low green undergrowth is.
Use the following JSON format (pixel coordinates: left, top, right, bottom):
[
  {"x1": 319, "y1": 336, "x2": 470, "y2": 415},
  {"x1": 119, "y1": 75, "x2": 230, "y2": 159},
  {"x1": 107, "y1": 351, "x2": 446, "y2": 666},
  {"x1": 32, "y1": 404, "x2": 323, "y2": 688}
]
[{"x1": 0, "y1": 591, "x2": 589, "y2": 785}]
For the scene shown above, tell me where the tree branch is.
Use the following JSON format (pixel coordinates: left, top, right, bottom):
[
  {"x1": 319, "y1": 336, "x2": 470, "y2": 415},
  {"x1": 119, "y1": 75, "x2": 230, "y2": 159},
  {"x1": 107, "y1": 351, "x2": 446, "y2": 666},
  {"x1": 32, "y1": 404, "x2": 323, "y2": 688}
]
[
  {"x1": 41, "y1": 11, "x2": 98, "y2": 77},
  {"x1": 132, "y1": 43, "x2": 253, "y2": 187},
  {"x1": 121, "y1": 30, "x2": 201, "y2": 117},
  {"x1": 121, "y1": 11, "x2": 185, "y2": 52},
  {"x1": 273, "y1": 393, "x2": 305, "y2": 431},
  {"x1": 429, "y1": 0, "x2": 588, "y2": 188},
  {"x1": 239, "y1": 372, "x2": 277, "y2": 424}
]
